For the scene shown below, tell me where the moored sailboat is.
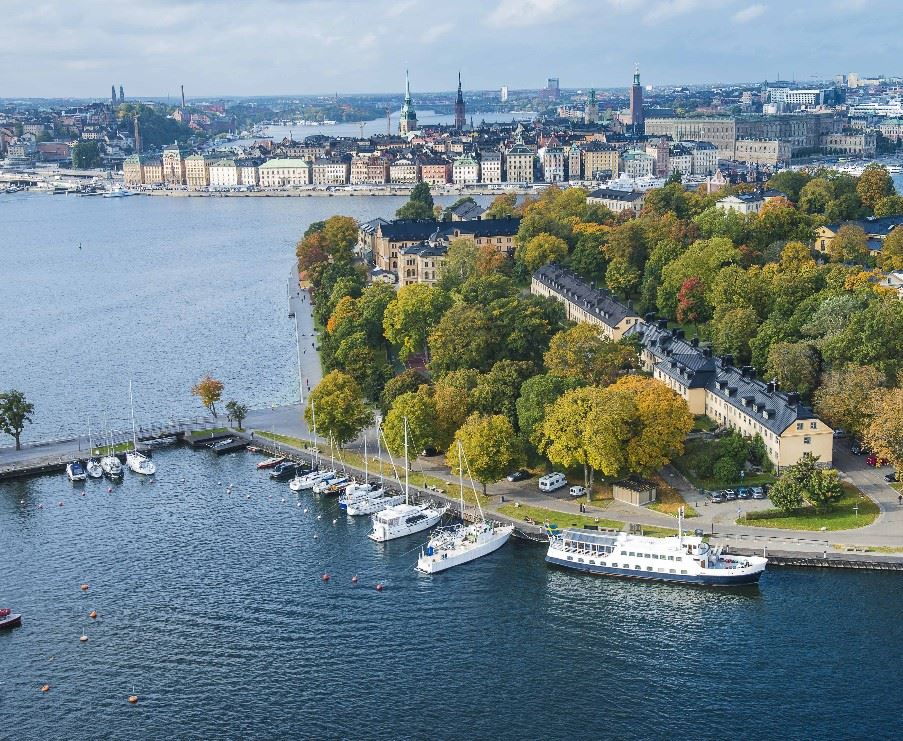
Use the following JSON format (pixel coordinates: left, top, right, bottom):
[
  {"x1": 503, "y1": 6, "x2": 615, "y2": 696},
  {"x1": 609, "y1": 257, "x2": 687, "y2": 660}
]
[{"x1": 125, "y1": 381, "x2": 156, "y2": 476}]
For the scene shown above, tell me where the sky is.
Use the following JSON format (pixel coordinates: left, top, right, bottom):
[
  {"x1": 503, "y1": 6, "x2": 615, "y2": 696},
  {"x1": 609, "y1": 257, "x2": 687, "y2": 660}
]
[{"x1": 2, "y1": 0, "x2": 900, "y2": 98}]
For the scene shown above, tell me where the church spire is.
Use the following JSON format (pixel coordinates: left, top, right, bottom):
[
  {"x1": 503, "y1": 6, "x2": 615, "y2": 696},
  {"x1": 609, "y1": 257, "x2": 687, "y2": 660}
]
[
  {"x1": 405, "y1": 68, "x2": 411, "y2": 101},
  {"x1": 633, "y1": 63, "x2": 641, "y2": 87},
  {"x1": 454, "y1": 70, "x2": 466, "y2": 130}
]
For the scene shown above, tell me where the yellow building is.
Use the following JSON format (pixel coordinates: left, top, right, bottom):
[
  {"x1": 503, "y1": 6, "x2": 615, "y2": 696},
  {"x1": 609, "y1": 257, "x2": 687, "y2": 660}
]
[{"x1": 184, "y1": 154, "x2": 210, "y2": 189}]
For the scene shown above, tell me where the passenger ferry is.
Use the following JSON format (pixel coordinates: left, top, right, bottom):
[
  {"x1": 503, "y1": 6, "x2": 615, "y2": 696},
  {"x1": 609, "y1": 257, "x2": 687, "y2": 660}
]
[{"x1": 545, "y1": 509, "x2": 766, "y2": 587}]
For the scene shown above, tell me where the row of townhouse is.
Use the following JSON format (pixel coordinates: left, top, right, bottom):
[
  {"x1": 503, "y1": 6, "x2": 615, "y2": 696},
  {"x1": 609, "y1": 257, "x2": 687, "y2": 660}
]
[{"x1": 530, "y1": 263, "x2": 833, "y2": 471}]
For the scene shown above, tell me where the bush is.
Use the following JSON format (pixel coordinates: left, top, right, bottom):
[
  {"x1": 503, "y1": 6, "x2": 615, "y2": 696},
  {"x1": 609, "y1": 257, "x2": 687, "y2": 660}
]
[{"x1": 712, "y1": 456, "x2": 740, "y2": 485}]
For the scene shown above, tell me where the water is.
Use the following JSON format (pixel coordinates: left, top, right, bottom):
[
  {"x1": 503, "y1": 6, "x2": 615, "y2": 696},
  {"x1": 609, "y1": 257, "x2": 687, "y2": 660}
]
[
  {"x1": 0, "y1": 193, "x2": 477, "y2": 441},
  {"x1": 1, "y1": 446, "x2": 901, "y2": 739}
]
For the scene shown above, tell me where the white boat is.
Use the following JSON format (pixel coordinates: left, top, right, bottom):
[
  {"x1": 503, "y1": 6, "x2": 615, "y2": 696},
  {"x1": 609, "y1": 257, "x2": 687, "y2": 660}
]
[
  {"x1": 415, "y1": 442, "x2": 513, "y2": 574},
  {"x1": 312, "y1": 474, "x2": 348, "y2": 494},
  {"x1": 100, "y1": 454, "x2": 122, "y2": 477},
  {"x1": 544, "y1": 508, "x2": 767, "y2": 587},
  {"x1": 66, "y1": 461, "x2": 88, "y2": 482},
  {"x1": 103, "y1": 186, "x2": 134, "y2": 198},
  {"x1": 85, "y1": 458, "x2": 103, "y2": 478},
  {"x1": 125, "y1": 381, "x2": 156, "y2": 476},
  {"x1": 289, "y1": 468, "x2": 334, "y2": 492},
  {"x1": 347, "y1": 491, "x2": 406, "y2": 516},
  {"x1": 338, "y1": 434, "x2": 384, "y2": 510},
  {"x1": 367, "y1": 417, "x2": 446, "y2": 542}
]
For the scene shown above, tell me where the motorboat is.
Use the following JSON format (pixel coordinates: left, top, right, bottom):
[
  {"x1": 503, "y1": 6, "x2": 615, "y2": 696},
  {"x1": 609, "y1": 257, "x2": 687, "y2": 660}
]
[
  {"x1": 0, "y1": 608, "x2": 22, "y2": 630},
  {"x1": 321, "y1": 479, "x2": 353, "y2": 497},
  {"x1": 416, "y1": 442, "x2": 513, "y2": 574},
  {"x1": 100, "y1": 452, "x2": 123, "y2": 477},
  {"x1": 66, "y1": 461, "x2": 88, "y2": 482},
  {"x1": 339, "y1": 481, "x2": 381, "y2": 509},
  {"x1": 270, "y1": 460, "x2": 302, "y2": 481},
  {"x1": 103, "y1": 186, "x2": 135, "y2": 198},
  {"x1": 257, "y1": 456, "x2": 286, "y2": 470},
  {"x1": 368, "y1": 501, "x2": 447, "y2": 542},
  {"x1": 347, "y1": 491, "x2": 405, "y2": 516},
  {"x1": 544, "y1": 508, "x2": 767, "y2": 586},
  {"x1": 289, "y1": 468, "x2": 334, "y2": 492},
  {"x1": 85, "y1": 458, "x2": 103, "y2": 478},
  {"x1": 312, "y1": 475, "x2": 349, "y2": 494}
]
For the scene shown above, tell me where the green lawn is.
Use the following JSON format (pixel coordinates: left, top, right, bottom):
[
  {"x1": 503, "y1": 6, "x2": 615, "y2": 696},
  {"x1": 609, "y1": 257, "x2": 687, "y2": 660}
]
[
  {"x1": 496, "y1": 502, "x2": 678, "y2": 537},
  {"x1": 647, "y1": 475, "x2": 699, "y2": 518},
  {"x1": 740, "y1": 486, "x2": 879, "y2": 531},
  {"x1": 90, "y1": 441, "x2": 133, "y2": 455},
  {"x1": 189, "y1": 427, "x2": 228, "y2": 438},
  {"x1": 692, "y1": 416, "x2": 718, "y2": 432},
  {"x1": 673, "y1": 439, "x2": 776, "y2": 491}
]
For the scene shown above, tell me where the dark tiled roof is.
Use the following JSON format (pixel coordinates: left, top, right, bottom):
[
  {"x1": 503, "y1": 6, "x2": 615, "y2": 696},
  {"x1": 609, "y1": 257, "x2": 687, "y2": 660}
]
[
  {"x1": 533, "y1": 263, "x2": 638, "y2": 328},
  {"x1": 402, "y1": 241, "x2": 447, "y2": 258},
  {"x1": 588, "y1": 188, "x2": 645, "y2": 202},
  {"x1": 379, "y1": 217, "x2": 520, "y2": 241},
  {"x1": 825, "y1": 215, "x2": 903, "y2": 236},
  {"x1": 450, "y1": 201, "x2": 485, "y2": 220}
]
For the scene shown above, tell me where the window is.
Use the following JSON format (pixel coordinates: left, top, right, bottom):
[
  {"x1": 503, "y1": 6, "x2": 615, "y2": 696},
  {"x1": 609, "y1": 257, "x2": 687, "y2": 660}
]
[
  {"x1": 797, "y1": 422, "x2": 804, "y2": 430},
  {"x1": 810, "y1": 422, "x2": 817, "y2": 429},
  {"x1": 804, "y1": 436, "x2": 811, "y2": 445}
]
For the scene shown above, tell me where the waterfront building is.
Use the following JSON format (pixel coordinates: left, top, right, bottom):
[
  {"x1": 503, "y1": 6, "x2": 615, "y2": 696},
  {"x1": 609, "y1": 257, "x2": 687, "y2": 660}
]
[
  {"x1": 452, "y1": 153, "x2": 480, "y2": 184},
  {"x1": 454, "y1": 72, "x2": 466, "y2": 130},
  {"x1": 531, "y1": 263, "x2": 641, "y2": 341},
  {"x1": 878, "y1": 118, "x2": 903, "y2": 142},
  {"x1": 122, "y1": 154, "x2": 144, "y2": 186},
  {"x1": 209, "y1": 159, "x2": 240, "y2": 187},
  {"x1": 258, "y1": 158, "x2": 312, "y2": 187},
  {"x1": 539, "y1": 140, "x2": 566, "y2": 182},
  {"x1": 162, "y1": 145, "x2": 187, "y2": 185},
  {"x1": 358, "y1": 217, "x2": 391, "y2": 260},
  {"x1": 819, "y1": 131, "x2": 877, "y2": 156},
  {"x1": 734, "y1": 138, "x2": 792, "y2": 166},
  {"x1": 500, "y1": 85, "x2": 508, "y2": 102},
  {"x1": 505, "y1": 143, "x2": 536, "y2": 183},
  {"x1": 399, "y1": 70, "x2": 418, "y2": 135},
  {"x1": 620, "y1": 149, "x2": 655, "y2": 178},
  {"x1": 587, "y1": 188, "x2": 646, "y2": 215},
  {"x1": 350, "y1": 154, "x2": 389, "y2": 185},
  {"x1": 582, "y1": 141, "x2": 619, "y2": 180},
  {"x1": 236, "y1": 158, "x2": 260, "y2": 186},
  {"x1": 311, "y1": 157, "x2": 350, "y2": 185},
  {"x1": 480, "y1": 151, "x2": 504, "y2": 183},
  {"x1": 142, "y1": 158, "x2": 164, "y2": 185},
  {"x1": 184, "y1": 153, "x2": 211, "y2": 189},
  {"x1": 389, "y1": 156, "x2": 420, "y2": 183},
  {"x1": 420, "y1": 157, "x2": 451, "y2": 186},
  {"x1": 629, "y1": 65, "x2": 644, "y2": 136}
]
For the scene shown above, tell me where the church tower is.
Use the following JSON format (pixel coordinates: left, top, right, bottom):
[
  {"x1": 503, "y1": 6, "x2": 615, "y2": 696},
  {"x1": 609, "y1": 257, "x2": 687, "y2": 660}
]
[
  {"x1": 399, "y1": 70, "x2": 418, "y2": 135},
  {"x1": 454, "y1": 71, "x2": 466, "y2": 130},
  {"x1": 629, "y1": 64, "x2": 644, "y2": 136}
]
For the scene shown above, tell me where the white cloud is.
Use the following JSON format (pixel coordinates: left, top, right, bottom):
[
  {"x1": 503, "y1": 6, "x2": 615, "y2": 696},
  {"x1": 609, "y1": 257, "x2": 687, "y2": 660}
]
[
  {"x1": 642, "y1": 0, "x2": 728, "y2": 25},
  {"x1": 486, "y1": 0, "x2": 569, "y2": 28},
  {"x1": 733, "y1": 3, "x2": 765, "y2": 22},
  {"x1": 420, "y1": 22, "x2": 455, "y2": 43}
]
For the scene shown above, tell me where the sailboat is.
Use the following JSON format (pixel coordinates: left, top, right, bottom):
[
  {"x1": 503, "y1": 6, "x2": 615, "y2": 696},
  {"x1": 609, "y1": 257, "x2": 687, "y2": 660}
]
[
  {"x1": 100, "y1": 416, "x2": 123, "y2": 478},
  {"x1": 345, "y1": 425, "x2": 404, "y2": 516},
  {"x1": 85, "y1": 418, "x2": 103, "y2": 477},
  {"x1": 415, "y1": 441, "x2": 513, "y2": 574},
  {"x1": 368, "y1": 417, "x2": 447, "y2": 543},
  {"x1": 125, "y1": 381, "x2": 156, "y2": 476}
]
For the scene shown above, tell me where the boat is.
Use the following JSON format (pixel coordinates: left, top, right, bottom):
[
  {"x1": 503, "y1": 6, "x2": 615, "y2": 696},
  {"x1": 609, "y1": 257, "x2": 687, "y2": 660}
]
[
  {"x1": 257, "y1": 456, "x2": 286, "y2": 470},
  {"x1": 270, "y1": 460, "x2": 302, "y2": 481},
  {"x1": 312, "y1": 474, "x2": 349, "y2": 494},
  {"x1": 289, "y1": 468, "x2": 334, "y2": 492},
  {"x1": 85, "y1": 458, "x2": 103, "y2": 478},
  {"x1": 368, "y1": 417, "x2": 446, "y2": 542},
  {"x1": 125, "y1": 381, "x2": 156, "y2": 476},
  {"x1": 347, "y1": 491, "x2": 405, "y2": 516},
  {"x1": 99, "y1": 415, "x2": 123, "y2": 477},
  {"x1": 66, "y1": 460, "x2": 88, "y2": 482},
  {"x1": 416, "y1": 442, "x2": 513, "y2": 574},
  {"x1": 0, "y1": 608, "x2": 22, "y2": 630},
  {"x1": 342, "y1": 427, "x2": 403, "y2": 515},
  {"x1": 544, "y1": 508, "x2": 767, "y2": 587},
  {"x1": 103, "y1": 186, "x2": 134, "y2": 198}
]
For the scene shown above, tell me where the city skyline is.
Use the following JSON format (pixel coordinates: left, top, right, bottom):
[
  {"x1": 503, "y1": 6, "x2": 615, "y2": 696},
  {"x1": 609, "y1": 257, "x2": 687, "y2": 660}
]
[{"x1": 2, "y1": 0, "x2": 900, "y2": 98}]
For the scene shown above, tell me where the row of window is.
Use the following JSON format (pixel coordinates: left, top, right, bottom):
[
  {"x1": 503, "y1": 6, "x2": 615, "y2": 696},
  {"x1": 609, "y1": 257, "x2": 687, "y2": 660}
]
[{"x1": 565, "y1": 555, "x2": 689, "y2": 575}]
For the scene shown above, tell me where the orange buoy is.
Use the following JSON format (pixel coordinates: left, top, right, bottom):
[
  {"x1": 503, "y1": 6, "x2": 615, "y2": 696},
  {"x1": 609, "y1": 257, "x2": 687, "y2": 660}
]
[
  {"x1": 128, "y1": 695, "x2": 138, "y2": 704},
  {"x1": 351, "y1": 575, "x2": 358, "y2": 584},
  {"x1": 41, "y1": 684, "x2": 50, "y2": 693},
  {"x1": 376, "y1": 583, "x2": 384, "y2": 592},
  {"x1": 80, "y1": 583, "x2": 89, "y2": 592},
  {"x1": 322, "y1": 573, "x2": 330, "y2": 582},
  {"x1": 89, "y1": 610, "x2": 97, "y2": 619}
]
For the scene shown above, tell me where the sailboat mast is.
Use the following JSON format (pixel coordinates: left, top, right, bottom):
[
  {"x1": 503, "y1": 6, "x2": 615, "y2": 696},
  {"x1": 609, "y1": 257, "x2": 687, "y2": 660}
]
[
  {"x1": 458, "y1": 441, "x2": 464, "y2": 521},
  {"x1": 403, "y1": 416, "x2": 409, "y2": 505},
  {"x1": 311, "y1": 398, "x2": 318, "y2": 466},
  {"x1": 128, "y1": 380, "x2": 137, "y2": 450},
  {"x1": 363, "y1": 432, "x2": 368, "y2": 483}
]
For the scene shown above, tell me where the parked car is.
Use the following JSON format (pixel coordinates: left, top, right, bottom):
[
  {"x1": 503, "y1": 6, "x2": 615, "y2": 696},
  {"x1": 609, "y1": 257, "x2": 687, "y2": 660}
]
[
  {"x1": 538, "y1": 472, "x2": 568, "y2": 492},
  {"x1": 866, "y1": 455, "x2": 889, "y2": 467},
  {"x1": 833, "y1": 428, "x2": 847, "y2": 439},
  {"x1": 884, "y1": 472, "x2": 899, "y2": 483},
  {"x1": 569, "y1": 486, "x2": 588, "y2": 498},
  {"x1": 421, "y1": 446, "x2": 440, "y2": 457},
  {"x1": 709, "y1": 491, "x2": 725, "y2": 504},
  {"x1": 850, "y1": 441, "x2": 864, "y2": 455},
  {"x1": 751, "y1": 486, "x2": 766, "y2": 499},
  {"x1": 723, "y1": 489, "x2": 738, "y2": 500},
  {"x1": 506, "y1": 469, "x2": 531, "y2": 482},
  {"x1": 737, "y1": 487, "x2": 751, "y2": 499}
]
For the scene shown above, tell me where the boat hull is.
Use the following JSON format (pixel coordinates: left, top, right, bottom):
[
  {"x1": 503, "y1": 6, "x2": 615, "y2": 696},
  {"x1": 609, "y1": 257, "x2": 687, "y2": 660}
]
[
  {"x1": 417, "y1": 527, "x2": 513, "y2": 574},
  {"x1": 368, "y1": 509, "x2": 444, "y2": 542},
  {"x1": 545, "y1": 554, "x2": 764, "y2": 586},
  {"x1": 0, "y1": 614, "x2": 22, "y2": 629}
]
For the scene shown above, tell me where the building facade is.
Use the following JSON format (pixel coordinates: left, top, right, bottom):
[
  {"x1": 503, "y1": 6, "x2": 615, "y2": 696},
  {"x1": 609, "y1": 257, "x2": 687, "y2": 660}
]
[
  {"x1": 258, "y1": 158, "x2": 312, "y2": 187},
  {"x1": 184, "y1": 154, "x2": 210, "y2": 189},
  {"x1": 452, "y1": 154, "x2": 480, "y2": 184},
  {"x1": 480, "y1": 151, "x2": 504, "y2": 183},
  {"x1": 734, "y1": 138, "x2": 792, "y2": 166},
  {"x1": 311, "y1": 158, "x2": 350, "y2": 185},
  {"x1": 505, "y1": 143, "x2": 536, "y2": 183}
]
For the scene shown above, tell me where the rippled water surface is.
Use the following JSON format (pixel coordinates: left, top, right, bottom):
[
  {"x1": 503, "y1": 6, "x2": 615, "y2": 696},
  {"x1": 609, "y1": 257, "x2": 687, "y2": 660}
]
[{"x1": 1, "y1": 447, "x2": 901, "y2": 740}]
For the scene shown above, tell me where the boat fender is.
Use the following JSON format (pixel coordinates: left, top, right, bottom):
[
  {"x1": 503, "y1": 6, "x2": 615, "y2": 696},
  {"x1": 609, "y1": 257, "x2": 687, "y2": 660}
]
[
  {"x1": 351, "y1": 575, "x2": 358, "y2": 584},
  {"x1": 41, "y1": 685, "x2": 50, "y2": 693},
  {"x1": 80, "y1": 635, "x2": 88, "y2": 642},
  {"x1": 59, "y1": 501, "x2": 64, "y2": 507},
  {"x1": 107, "y1": 487, "x2": 113, "y2": 493},
  {"x1": 322, "y1": 573, "x2": 330, "y2": 582},
  {"x1": 80, "y1": 584, "x2": 89, "y2": 592},
  {"x1": 128, "y1": 695, "x2": 138, "y2": 704},
  {"x1": 375, "y1": 583, "x2": 384, "y2": 592}
]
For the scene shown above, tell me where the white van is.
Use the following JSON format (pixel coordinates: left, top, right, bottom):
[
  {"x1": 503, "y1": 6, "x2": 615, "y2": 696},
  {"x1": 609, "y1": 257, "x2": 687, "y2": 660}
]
[{"x1": 538, "y1": 472, "x2": 567, "y2": 492}]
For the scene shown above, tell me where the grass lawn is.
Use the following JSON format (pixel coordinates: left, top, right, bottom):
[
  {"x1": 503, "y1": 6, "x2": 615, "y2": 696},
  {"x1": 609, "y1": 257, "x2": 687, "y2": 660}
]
[
  {"x1": 647, "y1": 474, "x2": 699, "y2": 518},
  {"x1": 496, "y1": 502, "x2": 678, "y2": 537},
  {"x1": 189, "y1": 427, "x2": 228, "y2": 438},
  {"x1": 90, "y1": 441, "x2": 133, "y2": 456},
  {"x1": 740, "y1": 485, "x2": 879, "y2": 531},
  {"x1": 673, "y1": 439, "x2": 776, "y2": 491},
  {"x1": 833, "y1": 544, "x2": 903, "y2": 554}
]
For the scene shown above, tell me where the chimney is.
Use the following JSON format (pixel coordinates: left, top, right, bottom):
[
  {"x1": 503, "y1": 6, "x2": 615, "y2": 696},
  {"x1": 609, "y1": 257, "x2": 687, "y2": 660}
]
[
  {"x1": 767, "y1": 380, "x2": 777, "y2": 394},
  {"x1": 657, "y1": 318, "x2": 668, "y2": 330},
  {"x1": 691, "y1": 337, "x2": 699, "y2": 347},
  {"x1": 787, "y1": 392, "x2": 800, "y2": 406},
  {"x1": 702, "y1": 347, "x2": 712, "y2": 358},
  {"x1": 672, "y1": 328, "x2": 684, "y2": 340},
  {"x1": 644, "y1": 312, "x2": 656, "y2": 323},
  {"x1": 722, "y1": 354, "x2": 734, "y2": 367},
  {"x1": 741, "y1": 365, "x2": 753, "y2": 379},
  {"x1": 181, "y1": 84, "x2": 186, "y2": 109}
]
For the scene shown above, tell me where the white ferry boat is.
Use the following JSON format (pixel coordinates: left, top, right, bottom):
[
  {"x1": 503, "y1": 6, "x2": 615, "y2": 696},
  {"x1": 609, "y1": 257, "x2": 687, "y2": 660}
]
[{"x1": 545, "y1": 510, "x2": 766, "y2": 587}]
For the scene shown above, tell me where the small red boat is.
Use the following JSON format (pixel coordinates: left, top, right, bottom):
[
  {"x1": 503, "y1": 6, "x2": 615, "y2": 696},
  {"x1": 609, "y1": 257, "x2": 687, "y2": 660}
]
[
  {"x1": 256, "y1": 456, "x2": 286, "y2": 470},
  {"x1": 0, "y1": 608, "x2": 22, "y2": 629}
]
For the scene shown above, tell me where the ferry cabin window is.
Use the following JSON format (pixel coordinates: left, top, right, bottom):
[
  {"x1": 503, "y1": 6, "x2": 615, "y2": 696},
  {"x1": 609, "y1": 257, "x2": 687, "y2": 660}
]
[{"x1": 680, "y1": 570, "x2": 688, "y2": 575}]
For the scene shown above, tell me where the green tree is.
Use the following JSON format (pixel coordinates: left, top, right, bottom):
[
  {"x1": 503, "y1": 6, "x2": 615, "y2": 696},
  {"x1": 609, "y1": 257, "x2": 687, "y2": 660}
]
[
  {"x1": 191, "y1": 375, "x2": 224, "y2": 417},
  {"x1": 333, "y1": 331, "x2": 386, "y2": 400},
  {"x1": 379, "y1": 369, "x2": 430, "y2": 415},
  {"x1": 484, "y1": 193, "x2": 518, "y2": 219},
  {"x1": 428, "y1": 303, "x2": 495, "y2": 374},
  {"x1": 873, "y1": 195, "x2": 903, "y2": 217},
  {"x1": 517, "y1": 233, "x2": 569, "y2": 273},
  {"x1": 798, "y1": 177, "x2": 834, "y2": 215},
  {"x1": 822, "y1": 298, "x2": 903, "y2": 379},
  {"x1": 856, "y1": 164, "x2": 895, "y2": 210},
  {"x1": 878, "y1": 228, "x2": 903, "y2": 271},
  {"x1": 543, "y1": 323, "x2": 637, "y2": 386},
  {"x1": 710, "y1": 306, "x2": 760, "y2": 364},
  {"x1": 806, "y1": 469, "x2": 844, "y2": 513},
  {"x1": 765, "y1": 342, "x2": 821, "y2": 396},
  {"x1": 865, "y1": 387, "x2": 903, "y2": 475},
  {"x1": 395, "y1": 182, "x2": 435, "y2": 220},
  {"x1": 658, "y1": 237, "x2": 740, "y2": 319},
  {"x1": 0, "y1": 390, "x2": 34, "y2": 450},
  {"x1": 305, "y1": 370, "x2": 373, "y2": 447},
  {"x1": 713, "y1": 456, "x2": 741, "y2": 486},
  {"x1": 224, "y1": 400, "x2": 248, "y2": 430},
  {"x1": 71, "y1": 140, "x2": 102, "y2": 169},
  {"x1": 675, "y1": 276, "x2": 710, "y2": 328},
  {"x1": 767, "y1": 171, "x2": 811, "y2": 202},
  {"x1": 471, "y1": 360, "x2": 536, "y2": 425},
  {"x1": 814, "y1": 364, "x2": 886, "y2": 439},
  {"x1": 433, "y1": 372, "x2": 477, "y2": 450},
  {"x1": 447, "y1": 414, "x2": 520, "y2": 495},
  {"x1": 382, "y1": 388, "x2": 439, "y2": 465},
  {"x1": 516, "y1": 374, "x2": 581, "y2": 447},
  {"x1": 605, "y1": 257, "x2": 641, "y2": 298},
  {"x1": 829, "y1": 224, "x2": 869, "y2": 263},
  {"x1": 767, "y1": 476, "x2": 804, "y2": 513},
  {"x1": 357, "y1": 283, "x2": 396, "y2": 345},
  {"x1": 382, "y1": 284, "x2": 451, "y2": 361}
]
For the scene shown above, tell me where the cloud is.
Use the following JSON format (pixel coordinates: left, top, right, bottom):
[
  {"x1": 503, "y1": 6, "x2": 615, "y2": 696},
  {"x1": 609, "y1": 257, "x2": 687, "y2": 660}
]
[
  {"x1": 642, "y1": 0, "x2": 727, "y2": 25},
  {"x1": 420, "y1": 22, "x2": 455, "y2": 43},
  {"x1": 733, "y1": 3, "x2": 765, "y2": 22},
  {"x1": 486, "y1": 0, "x2": 569, "y2": 28}
]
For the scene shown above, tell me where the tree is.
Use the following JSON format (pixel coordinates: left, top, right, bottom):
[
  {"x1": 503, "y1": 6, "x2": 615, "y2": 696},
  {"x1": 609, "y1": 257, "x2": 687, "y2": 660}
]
[
  {"x1": 395, "y1": 182, "x2": 434, "y2": 220},
  {"x1": 822, "y1": 298, "x2": 903, "y2": 379},
  {"x1": 798, "y1": 177, "x2": 834, "y2": 215},
  {"x1": 605, "y1": 257, "x2": 641, "y2": 298},
  {"x1": 322, "y1": 215, "x2": 358, "y2": 262},
  {"x1": 433, "y1": 375, "x2": 476, "y2": 450},
  {"x1": 382, "y1": 284, "x2": 451, "y2": 361},
  {"x1": 224, "y1": 400, "x2": 248, "y2": 430},
  {"x1": 543, "y1": 323, "x2": 637, "y2": 386},
  {"x1": 856, "y1": 164, "x2": 895, "y2": 210},
  {"x1": 768, "y1": 476, "x2": 804, "y2": 513},
  {"x1": 447, "y1": 414, "x2": 520, "y2": 495},
  {"x1": 829, "y1": 224, "x2": 869, "y2": 263},
  {"x1": 767, "y1": 171, "x2": 811, "y2": 202},
  {"x1": 814, "y1": 364, "x2": 886, "y2": 439},
  {"x1": 0, "y1": 390, "x2": 34, "y2": 450},
  {"x1": 765, "y1": 342, "x2": 821, "y2": 396},
  {"x1": 878, "y1": 228, "x2": 903, "y2": 271},
  {"x1": 873, "y1": 195, "x2": 903, "y2": 217},
  {"x1": 658, "y1": 237, "x2": 740, "y2": 319},
  {"x1": 516, "y1": 374, "x2": 581, "y2": 447},
  {"x1": 382, "y1": 388, "x2": 439, "y2": 465},
  {"x1": 865, "y1": 387, "x2": 903, "y2": 475},
  {"x1": 610, "y1": 375, "x2": 694, "y2": 473},
  {"x1": 379, "y1": 369, "x2": 430, "y2": 415},
  {"x1": 471, "y1": 360, "x2": 536, "y2": 425},
  {"x1": 296, "y1": 231, "x2": 329, "y2": 275},
  {"x1": 191, "y1": 375, "x2": 224, "y2": 417},
  {"x1": 807, "y1": 469, "x2": 844, "y2": 513},
  {"x1": 333, "y1": 332, "x2": 386, "y2": 400},
  {"x1": 566, "y1": 226, "x2": 607, "y2": 282},
  {"x1": 484, "y1": 193, "x2": 518, "y2": 219},
  {"x1": 518, "y1": 233, "x2": 568, "y2": 273},
  {"x1": 441, "y1": 196, "x2": 477, "y2": 221},
  {"x1": 437, "y1": 238, "x2": 483, "y2": 291},
  {"x1": 675, "y1": 276, "x2": 710, "y2": 328},
  {"x1": 326, "y1": 295, "x2": 358, "y2": 335},
  {"x1": 428, "y1": 303, "x2": 495, "y2": 374},
  {"x1": 71, "y1": 140, "x2": 102, "y2": 169},
  {"x1": 358, "y1": 283, "x2": 396, "y2": 345},
  {"x1": 710, "y1": 306, "x2": 760, "y2": 364},
  {"x1": 305, "y1": 370, "x2": 373, "y2": 447}
]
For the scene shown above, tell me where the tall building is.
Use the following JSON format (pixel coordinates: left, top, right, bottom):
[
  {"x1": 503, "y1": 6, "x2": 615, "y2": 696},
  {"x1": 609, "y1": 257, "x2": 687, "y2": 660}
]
[
  {"x1": 399, "y1": 70, "x2": 418, "y2": 135},
  {"x1": 454, "y1": 72, "x2": 466, "y2": 130},
  {"x1": 111, "y1": 85, "x2": 117, "y2": 106},
  {"x1": 133, "y1": 115, "x2": 142, "y2": 153},
  {"x1": 119, "y1": 85, "x2": 125, "y2": 102},
  {"x1": 547, "y1": 77, "x2": 560, "y2": 100},
  {"x1": 500, "y1": 86, "x2": 508, "y2": 102},
  {"x1": 629, "y1": 65, "x2": 644, "y2": 136},
  {"x1": 181, "y1": 84, "x2": 186, "y2": 108},
  {"x1": 584, "y1": 89, "x2": 598, "y2": 124}
]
